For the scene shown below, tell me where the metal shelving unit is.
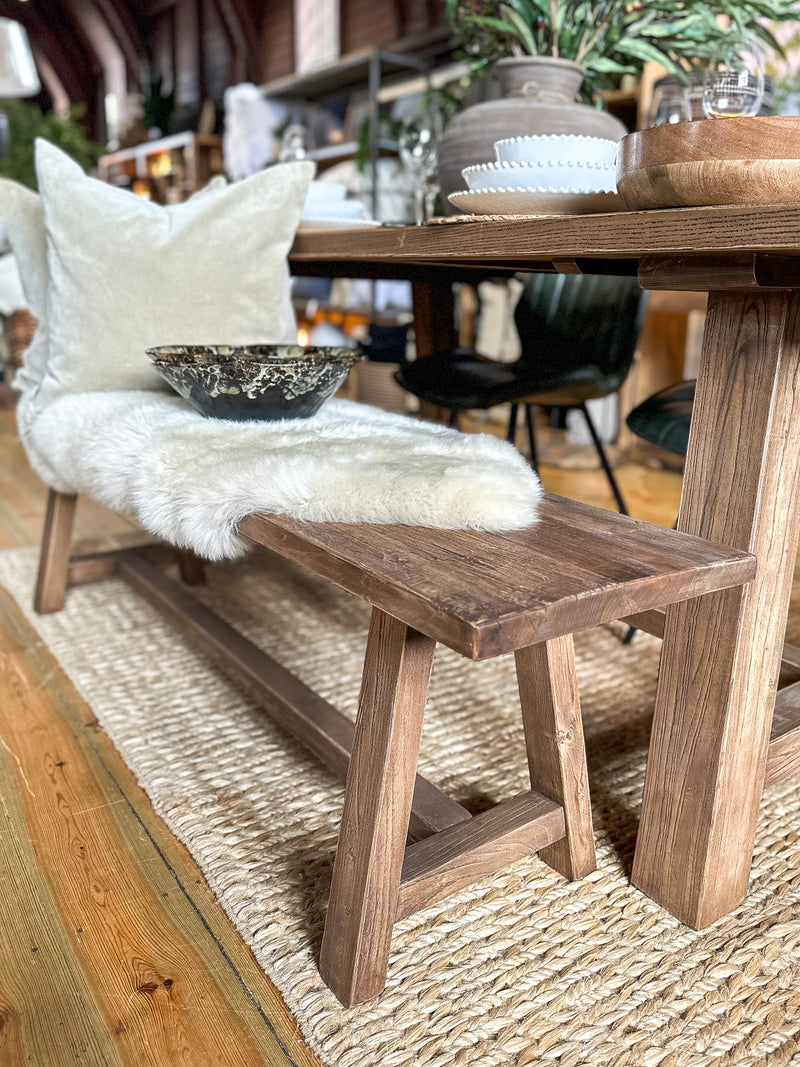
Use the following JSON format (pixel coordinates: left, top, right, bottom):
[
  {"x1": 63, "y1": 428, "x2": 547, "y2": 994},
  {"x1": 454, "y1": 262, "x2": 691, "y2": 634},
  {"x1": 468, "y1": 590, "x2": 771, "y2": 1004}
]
[{"x1": 261, "y1": 48, "x2": 428, "y2": 218}]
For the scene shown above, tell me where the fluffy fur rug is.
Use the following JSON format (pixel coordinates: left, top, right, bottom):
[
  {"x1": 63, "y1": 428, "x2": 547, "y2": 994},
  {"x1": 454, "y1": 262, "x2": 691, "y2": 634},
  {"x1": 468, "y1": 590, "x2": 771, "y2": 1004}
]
[{"x1": 24, "y1": 391, "x2": 542, "y2": 559}]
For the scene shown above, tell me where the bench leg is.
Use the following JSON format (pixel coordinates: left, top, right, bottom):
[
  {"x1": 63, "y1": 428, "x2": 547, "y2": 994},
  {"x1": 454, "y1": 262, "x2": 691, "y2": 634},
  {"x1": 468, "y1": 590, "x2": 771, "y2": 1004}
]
[
  {"x1": 34, "y1": 490, "x2": 77, "y2": 615},
  {"x1": 516, "y1": 636, "x2": 596, "y2": 880},
  {"x1": 319, "y1": 608, "x2": 435, "y2": 1006},
  {"x1": 176, "y1": 551, "x2": 206, "y2": 586}
]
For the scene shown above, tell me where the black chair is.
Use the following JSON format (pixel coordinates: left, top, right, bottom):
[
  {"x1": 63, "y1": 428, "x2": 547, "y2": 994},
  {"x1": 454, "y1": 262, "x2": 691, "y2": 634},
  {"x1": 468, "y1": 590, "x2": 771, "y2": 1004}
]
[
  {"x1": 626, "y1": 379, "x2": 695, "y2": 458},
  {"x1": 395, "y1": 272, "x2": 648, "y2": 514}
]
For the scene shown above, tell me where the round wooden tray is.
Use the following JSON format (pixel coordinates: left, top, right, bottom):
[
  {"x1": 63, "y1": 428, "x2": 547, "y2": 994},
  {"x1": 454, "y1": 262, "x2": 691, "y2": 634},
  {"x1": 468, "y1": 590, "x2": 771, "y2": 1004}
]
[
  {"x1": 449, "y1": 188, "x2": 623, "y2": 215},
  {"x1": 617, "y1": 116, "x2": 800, "y2": 209}
]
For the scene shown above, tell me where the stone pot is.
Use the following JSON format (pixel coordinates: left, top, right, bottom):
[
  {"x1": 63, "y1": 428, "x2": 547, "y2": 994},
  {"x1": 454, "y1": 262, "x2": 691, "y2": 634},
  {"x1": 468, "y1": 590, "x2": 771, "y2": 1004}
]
[{"x1": 437, "y1": 55, "x2": 627, "y2": 213}]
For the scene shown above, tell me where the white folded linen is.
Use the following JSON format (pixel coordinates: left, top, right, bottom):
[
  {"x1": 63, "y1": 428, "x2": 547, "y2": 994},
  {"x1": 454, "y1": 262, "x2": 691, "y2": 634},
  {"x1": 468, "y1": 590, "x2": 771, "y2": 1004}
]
[{"x1": 25, "y1": 392, "x2": 541, "y2": 560}]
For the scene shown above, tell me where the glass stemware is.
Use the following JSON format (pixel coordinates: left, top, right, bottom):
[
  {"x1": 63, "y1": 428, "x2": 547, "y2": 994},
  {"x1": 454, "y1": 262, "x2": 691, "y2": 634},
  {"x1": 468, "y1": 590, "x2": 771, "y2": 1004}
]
[
  {"x1": 648, "y1": 78, "x2": 692, "y2": 127},
  {"x1": 398, "y1": 113, "x2": 440, "y2": 225},
  {"x1": 702, "y1": 34, "x2": 765, "y2": 119}
]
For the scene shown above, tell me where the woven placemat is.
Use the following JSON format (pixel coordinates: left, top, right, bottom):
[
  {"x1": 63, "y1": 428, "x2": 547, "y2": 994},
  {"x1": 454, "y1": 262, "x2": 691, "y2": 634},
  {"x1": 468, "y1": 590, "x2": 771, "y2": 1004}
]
[
  {"x1": 428, "y1": 214, "x2": 555, "y2": 223},
  {"x1": 3, "y1": 547, "x2": 800, "y2": 1067}
]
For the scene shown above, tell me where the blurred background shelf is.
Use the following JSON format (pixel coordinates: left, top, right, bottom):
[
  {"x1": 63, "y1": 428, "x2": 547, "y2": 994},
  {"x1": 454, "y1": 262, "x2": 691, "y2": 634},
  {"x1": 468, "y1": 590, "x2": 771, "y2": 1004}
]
[{"x1": 98, "y1": 132, "x2": 224, "y2": 203}]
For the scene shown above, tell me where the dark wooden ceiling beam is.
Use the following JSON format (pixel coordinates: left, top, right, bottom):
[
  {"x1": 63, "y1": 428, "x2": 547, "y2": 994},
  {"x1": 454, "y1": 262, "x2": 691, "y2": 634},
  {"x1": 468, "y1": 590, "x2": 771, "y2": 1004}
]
[
  {"x1": 90, "y1": 0, "x2": 149, "y2": 85},
  {"x1": 225, "y1": 0, "x2": 263, "y2": 82},
  {"x1": 139, "y1": 0, "x2": 181, "y2": 15},
  {"x1": 394, "y1": 0, "x2": 412, "y2": 36},
  {"x1": 208, "y1": 0, "x2": 244, "y2": 83},
  {"x1": 0, "y1": 1, "x2": 104, "y2": 135}
]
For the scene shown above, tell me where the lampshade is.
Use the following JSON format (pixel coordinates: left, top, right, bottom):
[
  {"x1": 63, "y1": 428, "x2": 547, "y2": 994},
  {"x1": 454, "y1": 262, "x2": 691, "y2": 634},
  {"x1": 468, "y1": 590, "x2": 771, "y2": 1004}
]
[{"x1": 0, "y1": 18, "x2": 40, "y2": 98}]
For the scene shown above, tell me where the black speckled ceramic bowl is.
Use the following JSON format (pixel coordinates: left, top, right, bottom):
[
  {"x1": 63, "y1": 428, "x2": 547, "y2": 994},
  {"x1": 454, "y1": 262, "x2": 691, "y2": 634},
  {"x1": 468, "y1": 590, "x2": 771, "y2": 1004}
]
[{"x1": 147, "y1": 346, "x2": 360, "y2": 421}]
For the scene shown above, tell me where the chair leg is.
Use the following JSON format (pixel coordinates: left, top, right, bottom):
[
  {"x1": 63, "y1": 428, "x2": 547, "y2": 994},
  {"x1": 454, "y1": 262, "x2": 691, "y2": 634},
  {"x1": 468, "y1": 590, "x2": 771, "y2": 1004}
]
[
  {"x1": 34, "y1": 490, "x2": 78, "y2": 615},
  {"x1": 524, "y1": 404, "x2": 539, "y2": 472},
  {"x1": 319, "y1": 608, "x2": 436, "y2": 1006},
  {"x1": 507, "y1": 403, "x2": 519, "y2": 443},
  {"x1": 515, "y1": 636, "x2": 596, "y2": 880},
  {"x1": 578, "y1": 402, "x2": 629, "y2": 515}
]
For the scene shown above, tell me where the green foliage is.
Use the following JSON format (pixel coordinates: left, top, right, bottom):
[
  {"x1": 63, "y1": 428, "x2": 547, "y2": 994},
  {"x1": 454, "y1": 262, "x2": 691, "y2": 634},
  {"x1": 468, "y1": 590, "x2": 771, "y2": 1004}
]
[
  {"x1": 765, "y1": 23, "x2": 800, "y2": 112},
  {"x1": 0, "y1": 100, "x2": 102, "y2": 190},
  {"x1": 355, "y1": 105, "x2": 404, "y2": 171},
  {"x1": 446, "y1": 0, "x2": 800, "y2": 88}
]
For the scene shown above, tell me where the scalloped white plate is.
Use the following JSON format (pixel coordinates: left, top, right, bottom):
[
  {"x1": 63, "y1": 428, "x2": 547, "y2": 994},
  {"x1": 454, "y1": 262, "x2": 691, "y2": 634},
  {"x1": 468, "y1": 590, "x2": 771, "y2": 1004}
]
[
  {"x1": 494, "y1": 134, "x2": 619, "y2": 167},
  {"x1": 449, "y1": 188, "x2": 624, "y2": 216},
  {"x1": 462, "y1": 159, "x2": 617, "y2": 194}
]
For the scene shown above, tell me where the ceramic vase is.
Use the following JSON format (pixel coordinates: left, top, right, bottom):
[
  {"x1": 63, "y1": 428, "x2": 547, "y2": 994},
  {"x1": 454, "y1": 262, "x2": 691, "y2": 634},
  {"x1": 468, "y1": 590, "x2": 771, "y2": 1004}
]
[{"x1": 437, "y1": 55, "x2": 627, "y2": 213}]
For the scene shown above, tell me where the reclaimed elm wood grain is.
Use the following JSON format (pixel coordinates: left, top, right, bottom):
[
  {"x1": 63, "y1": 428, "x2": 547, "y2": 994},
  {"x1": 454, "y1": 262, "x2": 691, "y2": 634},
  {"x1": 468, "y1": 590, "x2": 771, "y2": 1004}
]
[
  {"x1": 639, "y1": 254, "x2": 800, "y2": 293},
  {"x1": 633, "y1": 289, "x2": 800, "y2": 929},
  {"x1": 396, "y1": 791, "x2": 565, "y2": 921},
  {"x1": 765, "y1": 681, "x2": 800, "y2": 788},
  {"x1": 290, "y1": 205, "x2": 800, "y2": 275},
  {"x1": 34, "y1": 490, "x2": 76, "y2": 614},
  {"x1": 319, "y1": 609, "x2": 436, "y2": 1006},
  {"x1": 616, "y1": 607, "x2": 800, "y2": 786},
  {"x1": 239, "y1": 495, "x2": 755, "y2": 661},
  {"x1": 412, "y1": 278, "x2": 458, "y2": 419},
  {"x1": 516, "y1": 636, "x2": 596, "y2": 880}
]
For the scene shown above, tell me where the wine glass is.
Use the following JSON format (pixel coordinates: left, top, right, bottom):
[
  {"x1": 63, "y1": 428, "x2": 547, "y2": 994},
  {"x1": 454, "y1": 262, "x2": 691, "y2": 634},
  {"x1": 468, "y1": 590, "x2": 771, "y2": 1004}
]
[
  {"x1": 648, "y1": 77, "x2": 692, "y2": 127},
  {"x1": 399, "y1": 113, "x2": 440, "y2": 225},
  {"x1": 702, "y1": 34, "x2": 765, "y2": 119}
]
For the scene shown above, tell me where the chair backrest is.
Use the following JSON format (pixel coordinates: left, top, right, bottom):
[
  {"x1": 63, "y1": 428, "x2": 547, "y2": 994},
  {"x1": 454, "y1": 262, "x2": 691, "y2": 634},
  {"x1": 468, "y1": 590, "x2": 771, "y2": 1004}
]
[{"x1": 513, "y1": 272, "x2": 648, "y2": 385}]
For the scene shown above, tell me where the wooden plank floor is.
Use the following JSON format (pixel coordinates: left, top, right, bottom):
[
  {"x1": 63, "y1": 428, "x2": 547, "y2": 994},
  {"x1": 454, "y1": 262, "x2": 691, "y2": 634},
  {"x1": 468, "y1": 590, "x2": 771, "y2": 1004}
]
[{"x1": 0, "y1": 399, "x2": 683, "y2": 1066}]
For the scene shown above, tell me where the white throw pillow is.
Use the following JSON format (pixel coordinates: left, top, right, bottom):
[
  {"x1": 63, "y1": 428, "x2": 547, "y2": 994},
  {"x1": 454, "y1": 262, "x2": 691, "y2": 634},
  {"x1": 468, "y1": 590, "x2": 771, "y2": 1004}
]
[
  {"x1": 0, "y1": 173, "x2": 227, "y2": 396},
  {"x1": 0, "y1": 172, "x2": 230, "y2": 426},
  {"x1": 33, "y1": 139, "x2": 313, "y2": 413}
]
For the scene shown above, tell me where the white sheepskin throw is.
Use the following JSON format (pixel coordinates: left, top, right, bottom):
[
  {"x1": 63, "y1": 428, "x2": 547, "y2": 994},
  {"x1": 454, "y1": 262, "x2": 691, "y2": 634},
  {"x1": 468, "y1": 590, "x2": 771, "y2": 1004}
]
[{"x1": 25, "y1": 392, "x2": 542, "y2": 560}]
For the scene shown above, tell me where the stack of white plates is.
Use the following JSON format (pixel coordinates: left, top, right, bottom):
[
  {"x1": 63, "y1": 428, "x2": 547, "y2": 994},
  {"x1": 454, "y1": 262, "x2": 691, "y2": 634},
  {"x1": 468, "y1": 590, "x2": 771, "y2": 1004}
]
[
  {"x1": 301, "y1": 180, "x2": 379, "y2": 228},
  {"x1": 451, "y1": 134, "x2": 622, "y2": 215}
]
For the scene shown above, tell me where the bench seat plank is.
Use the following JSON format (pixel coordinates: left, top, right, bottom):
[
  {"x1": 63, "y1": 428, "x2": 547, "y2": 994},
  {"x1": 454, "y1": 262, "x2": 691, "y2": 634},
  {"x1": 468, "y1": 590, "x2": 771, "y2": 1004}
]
[{"x1": 238, "y1": 493, "x2": 756, "y2": 660}]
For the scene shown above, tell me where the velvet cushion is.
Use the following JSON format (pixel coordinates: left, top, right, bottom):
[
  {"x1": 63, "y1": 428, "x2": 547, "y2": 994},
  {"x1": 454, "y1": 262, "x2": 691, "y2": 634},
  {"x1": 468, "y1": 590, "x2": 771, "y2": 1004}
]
[{"x1": 30, "y1": 139, "x2": 312, "y2": 416}]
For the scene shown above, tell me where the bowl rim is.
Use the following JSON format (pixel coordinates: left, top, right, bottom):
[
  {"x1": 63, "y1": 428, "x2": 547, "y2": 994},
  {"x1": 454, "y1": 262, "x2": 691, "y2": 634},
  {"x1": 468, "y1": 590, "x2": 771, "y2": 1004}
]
[
  {"x1": 150, "y1": 355, "x2": 361, "y2": 372},
  {"x1": 146, "y1": 343, "x2": 360, "y2": 365},
  {"x1": 494, "y1": 134, "x2": 620, "y2": 148}
]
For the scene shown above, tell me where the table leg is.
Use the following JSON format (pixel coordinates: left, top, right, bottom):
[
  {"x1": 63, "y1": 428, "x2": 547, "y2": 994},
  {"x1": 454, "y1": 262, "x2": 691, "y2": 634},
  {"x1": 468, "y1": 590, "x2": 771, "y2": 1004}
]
[
  {"x1": 412, "y1": 280, "x2": 457, "y2": 423},
  {"x1": 632, "y1": 289, "x2": 800, "y2": 928}
]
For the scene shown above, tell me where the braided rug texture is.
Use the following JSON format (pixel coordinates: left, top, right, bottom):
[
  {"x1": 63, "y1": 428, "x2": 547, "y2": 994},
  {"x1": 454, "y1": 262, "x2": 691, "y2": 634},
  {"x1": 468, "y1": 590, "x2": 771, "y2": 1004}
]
[{"x1": 2, "y1": 547, "x2": 800, "y2": 1067}]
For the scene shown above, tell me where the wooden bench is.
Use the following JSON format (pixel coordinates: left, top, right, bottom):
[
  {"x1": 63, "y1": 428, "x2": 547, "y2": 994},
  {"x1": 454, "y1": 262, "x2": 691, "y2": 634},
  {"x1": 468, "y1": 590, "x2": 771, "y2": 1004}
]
[{"x1": 35, "y1": 487, "x2": 756, "y2": 1005}]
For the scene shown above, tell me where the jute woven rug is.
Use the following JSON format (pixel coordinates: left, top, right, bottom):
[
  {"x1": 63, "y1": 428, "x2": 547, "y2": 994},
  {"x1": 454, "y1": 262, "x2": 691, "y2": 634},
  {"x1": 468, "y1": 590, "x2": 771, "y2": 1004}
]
[{"x1": 2, "y1": 546, "x2": 800, "y2": 1067}]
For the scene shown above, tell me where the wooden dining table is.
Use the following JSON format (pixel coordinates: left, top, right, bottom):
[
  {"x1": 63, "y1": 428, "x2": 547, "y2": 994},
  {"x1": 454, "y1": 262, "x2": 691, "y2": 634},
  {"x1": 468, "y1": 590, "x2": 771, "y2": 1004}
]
[{"x1": 288, "y1": 206, "x2": 800, "y2": 931}]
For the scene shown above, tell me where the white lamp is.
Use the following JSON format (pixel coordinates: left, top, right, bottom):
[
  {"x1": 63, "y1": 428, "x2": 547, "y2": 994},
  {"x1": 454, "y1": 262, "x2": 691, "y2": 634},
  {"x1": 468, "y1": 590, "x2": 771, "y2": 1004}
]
[{"x1": 0, "y1": 18, "x2": 39, "y2": 98}]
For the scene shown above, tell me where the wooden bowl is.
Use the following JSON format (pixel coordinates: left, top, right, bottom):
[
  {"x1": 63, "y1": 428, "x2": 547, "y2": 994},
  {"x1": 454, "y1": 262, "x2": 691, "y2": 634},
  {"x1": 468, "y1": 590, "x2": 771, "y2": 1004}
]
[{"x1": 616, "y1": 116, "x2": 800, "y2": 209}]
